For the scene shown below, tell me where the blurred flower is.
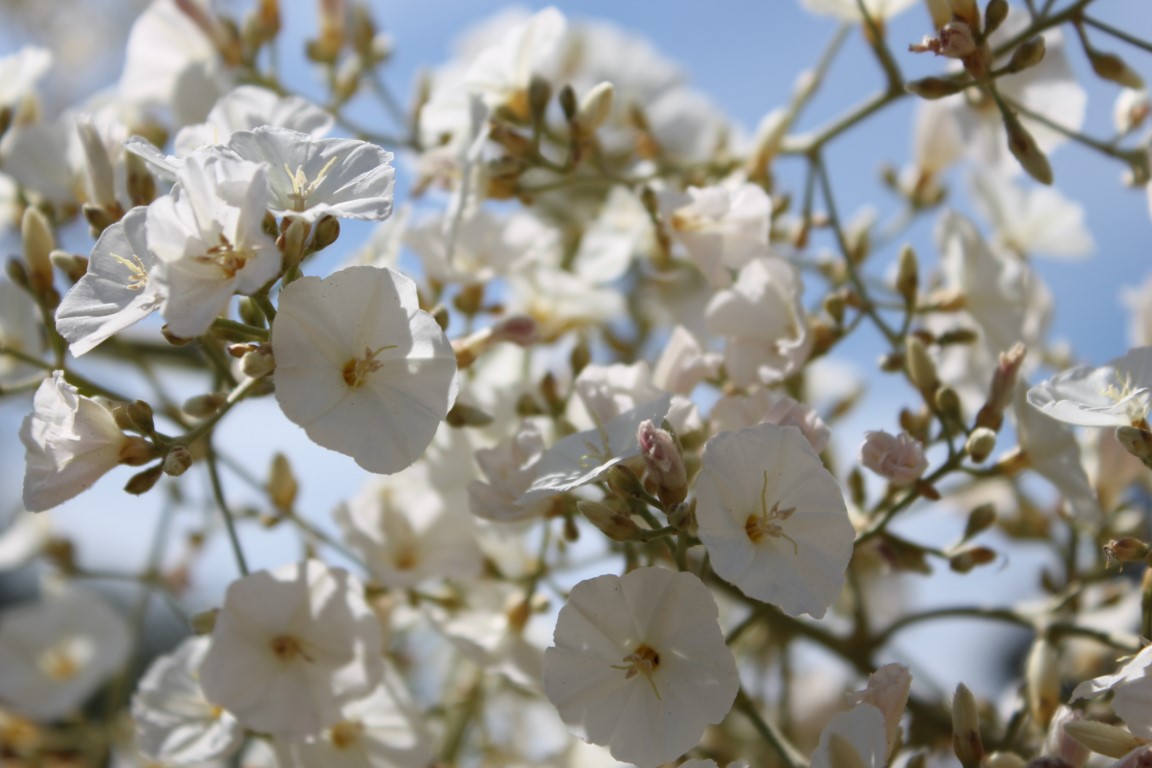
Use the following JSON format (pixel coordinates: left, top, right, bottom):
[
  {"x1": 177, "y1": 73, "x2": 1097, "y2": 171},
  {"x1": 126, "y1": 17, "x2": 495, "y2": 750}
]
[
  {"x1": 711, "y1": 388, "x2": 830, "y2": 454},
  {"x1": 801, "y1": 0, "x2": 917, "y2": 21},
  {"x1": 860, "y1": 430, "x2": 928, "y2": 487},
  {"x1": 809, "y1": 702, "x2": 890, "y2": 768},
  {"x1": 1028, "y1": 347, "x2": 1152, "y2": 428},
  {"x1": 667, "y1": 182, "x2": 771, "y2": 287}
]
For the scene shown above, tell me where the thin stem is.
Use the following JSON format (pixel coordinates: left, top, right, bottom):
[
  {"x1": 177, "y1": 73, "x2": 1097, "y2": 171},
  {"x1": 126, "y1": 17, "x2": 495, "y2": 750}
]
[
  {"x1": 735, "y1": 689, "x2": 808, "y2": 768},
  {"x1": 206, "y1": 443, "x2": 250, "y2": 576},
  {"x1": 1082, "y1": 14, "x2": 1152, "y2": 55}
]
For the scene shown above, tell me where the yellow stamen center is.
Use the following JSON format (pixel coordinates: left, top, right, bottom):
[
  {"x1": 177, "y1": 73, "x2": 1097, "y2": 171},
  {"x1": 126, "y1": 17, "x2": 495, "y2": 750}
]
[
  {"x1": 341, "y1": 345, "x2": 397, "y2": 389},
  {"x1": 744, "y1": 469, "x2": 799, "y2": 554},
  {"x1": 329, "y1": 720, "x2": 364, "y2": 750},
  {"x1": 285, "y1": 156, "x2": 339, "y2": 211},
  {"x1": 269, "y1": 634, "x2": 312, "y2": 663},
  {"x1": 110, "y1": 251, "x2": 149, "y2": 290},
  {"x1": 612, "y1": 642, "x2": 662, "y2": 699}
]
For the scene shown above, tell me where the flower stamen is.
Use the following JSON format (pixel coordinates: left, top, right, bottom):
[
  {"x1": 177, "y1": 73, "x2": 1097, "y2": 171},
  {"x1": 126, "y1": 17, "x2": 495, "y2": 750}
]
[
  {"x1": 109, "y1": 251, "x2": 149, "y2": 291},
  {"x1": 611, "y1": 643, "x2": 662, "y2": 700},
  {"x1": 285, "y1": 156, "x2": 340, "y2": 212},
  {"x1": 341, "y1": 344, "x2": 398, "y2": 388},
  {"x1": 744, "y1": 469, "x2": 799, "y2": 554}
]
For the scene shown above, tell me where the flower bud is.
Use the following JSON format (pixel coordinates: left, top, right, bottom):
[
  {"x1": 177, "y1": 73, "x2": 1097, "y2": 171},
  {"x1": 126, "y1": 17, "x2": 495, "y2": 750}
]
[
  {"x1": 906, "y1": 77, "x2": 966, "y2": 100},
  {"x1": 267, "y1": 452, "x2": 298, "y2": 511},
  {"x1": 965, "y1": 427, "x2": 997, "y2": 463},
  {"x1": 940, "y1": 21, "x2": 977, "y2": 58},
  {"x1": 935, "y1": 386, "x2": 963, "y2": 422},
  {"x1": 575, "y1": 81, "x2": 615, "y2": 137},
  {"x1": 558, "y1": 84, "x2": 578, "y2": 123},
  {"x1": 905, "y1": 335, "x2": 939, "y2": 395},
  {"x1": 528, "y1": 75, "x2": 552, "y2": 126},
  {"x1": 1003, "y1": 108, "x2": 1053, "y2": 185},
  {"x1": 1026, "y1": 637, "x2": 1061, "y2": 728},
  {"x1": 606, "y1": 464, "x2": 646, "y2": 498},
  {"x1": 976, "y1": 343, "x2": 1025, "y2": 432},
  {"x1": 1089, "y1": 49, "x2": 1145, "y2": 90},
  {"x1": 50, "y1": 249, "x2": 88, "y2": 283},
  {"x1": 240, "y1": 345, "x2": 276, "y2": 379},
  {"x1": 22, "y1": 206, "x2": 55, "y2": 299},
  {"x1": 445, "y1": 401, "x2": 494, "y2": 428},
  {"x1": 124, "y1": 464, "x2": 164, "y2": 495},
  {"x1": 983, "y1": 0, "x2": 1008, "y2": 35},
  {"x1": 277, "y1": 216, "x2": 309, "y2": 270},
  {"x1": 1117, "y1": 426, "x2": 1152, "y2": 470},
  {"x1": 637, "y1": 420, "x2": 688, "y2": 508},
  {"x1": 896, "y1": 244, "x2": 919, "y2": 306},
  {"x1": 577, "y1": 500, "x2": 642, "y2": 542},
  {"x1": 184, "y1": 392, "x2": 227, "y2": 419},
  {"x1": 962, "y1": 502, "x2": 996, "y2": 541},
  {"x1": 951, "y1": 683, "x2": 984, "y2": 768},
  {"x1": 860, "y1": 430, "x2": 929, "y2": 487},
  {"x1": 1063, "y1": 720, "x2": 1147, "y2": 759},
  {"x1": 1007, "y1": 36, "x2": 1046, "y2": 73},
  {"x1": 949, "y1": 546, "x2": 995, "y2": 572},
  {"x1": 163, "y1": 445, "x2": 194, "y2": 477},
  {"x1": 311, "y1": 214, "x2": 340, "y2": 252},
  {"x1": 1107, "y1": 537, "x2": 1151, "y2": 563}
]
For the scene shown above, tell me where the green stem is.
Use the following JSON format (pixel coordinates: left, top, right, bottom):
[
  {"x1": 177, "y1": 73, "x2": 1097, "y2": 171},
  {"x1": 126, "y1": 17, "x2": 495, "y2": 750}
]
[
  {"x1": 735, "y1": 689, "x2": 808, "y2": 768},
  {"x1": 1082, "y1": 14, "x2": 1152, "y2": 55},
  {"x1": 206, "y1": 443, "x2": 250, "y2": 576}
]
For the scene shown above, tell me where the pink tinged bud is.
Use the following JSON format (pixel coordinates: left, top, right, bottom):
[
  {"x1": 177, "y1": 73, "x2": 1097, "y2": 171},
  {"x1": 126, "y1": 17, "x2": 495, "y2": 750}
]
[
  {"x1": 491, "y1": 315, "x2": 539, "y2": 347},
  {"x1": 977, "y1": 343, "x2": 1026, "y2": 432},
  {"x1": 1045, "y1": 707, "x2": 1091, "y2": 768},
  {"x1": 860, "y1": 430, "x2": 928, "y2": 487},
  {"x1": 938, "y1": 22, "x2": 976, "y2": 58},
  {"x1": 637, "y1": 420, "x2": 688, "y2": 507}
]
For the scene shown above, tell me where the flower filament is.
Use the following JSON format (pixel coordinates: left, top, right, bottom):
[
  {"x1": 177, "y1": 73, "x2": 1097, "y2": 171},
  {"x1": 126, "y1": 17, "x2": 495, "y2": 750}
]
[
  {"x1": 285, "y1": 156, "x2": 339, "y2": 212},
  {"x1": 744, "y1": 469, "x2": 799, "y2": 554},
  {"x1": 110, "y1": 251, "x2": 149, "y2": 291},
  {"x1": 612, "y1": 642, "x2": 662, "y2": 700},
  {"x1": 342, "y1": 344, "x2": 398, "y2": 388},
  {"x1": 1101, "y1": 371, "x2": 1150, "y2": 427},
  {"x1": 200, "y1": 233, "x2": 251, "y2": 278}
]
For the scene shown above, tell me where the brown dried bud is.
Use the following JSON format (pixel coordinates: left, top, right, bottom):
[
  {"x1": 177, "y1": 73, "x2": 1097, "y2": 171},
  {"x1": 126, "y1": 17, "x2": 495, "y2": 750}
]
[
  {"x1": 1003, "y1": 109, "x2": 1053, "y2": 185},
  {"x1": 962, "y1": 502, "x2": 996, "y2": 541},
  {"x1": 1089, "y1": 49, "x2": 1145, "y2": 90},
  {"x1": 983, "y1": 0, "x2": 1008, "y2": 35},
  {"x1": 310, "y1": 214, "x2": 340, "y2": 252},
  {"x1": 124, "y1": 464, "x2": 164, "y2": 495},
  {"x1": 1106, "y1": 536, "x2": 1151, "y2": 563},
  {"x1": 949, "y1": 546, "x2": 996, "y2": 573}
]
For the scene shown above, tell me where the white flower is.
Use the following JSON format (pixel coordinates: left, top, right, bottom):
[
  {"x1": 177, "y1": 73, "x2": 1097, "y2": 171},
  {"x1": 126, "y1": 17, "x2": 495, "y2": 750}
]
[
  {"x1": 850, "y1": 663, "x2": 912, "y2": 753},
  {"x1": 705, "y1": 257, "x2": 811, "y2": 387},
  {"x1": 1013, "y1": 382, "x2": 1100, "y2": 522},
  {"x1": 523, "y1": 394, "x2": 672, "y2": 502},
  {"x1": 146, "y1": 151, "x2": 279, "y2": 338},
  {"x1": 56, "y1": 206, "x2": 164, "y2": 356},
  {"x1": 1028, "y1": 347, "x2": 1152, "y2": 428},
  {"x1": 223, "y1": 127, "x2": 395, "y2": 222},
  {"x1": 711, "y1": 389, "x2": 830, "y2": 454},
  {"x1": 198, "y1": 560, "x2": 384, "y2": 738},
  {"x1": 970, "y1": 172, "x2": 1093, "y2": 259},
  {"x1": 1072, "y1": 645, "x2": 1152, "y2": 740},
  {"x1": 0, "y1": 587, "x2": 130, "y2": 720},
  {"x1": 668, "y1": 182, "x2": 771, "y2": 287},
  {"x1": 469, "y1": 421, "x2": 554, "y2": 522},
  {"x1": 20, "y1": 371, "x2": 143, "y2": 512},
  {"x1": 462, "y1": 6, "x2": 567, "y2": 118},
  {"x1": 334, "y1": 465, "x2": 482, "y2": 589},
  {"x1": 572, "y1": 187, "x2": 653, "y2": 284},
  {"x1": 131, "y1": 636, "x2": 243, "y2": 764},
  {"x1": 404, "y1": 208, "x2": 557, "y2": 284},
  {"x1": 509, "y1": 265, "x2": 625, "y2": 342},
  {"x1": 809, "y1": 703, "x2": 889, "y2": 768},
  {"x1": 859, "y1": 431, "x2": 928, "y2": 487},
  {"x1": 695, "y1": 423, "x2": 855, "y2": 618},
  {"x1": 271, "y1": 266, "x2": 458, "y2": 475},
  {"x1": 0, "y1": 511, "x2": 51, "y2": 570},
  {"x1": 652, "y1": 325, "x2": 721, "y2": 396},
  {"x1": 175, "y1": 85, "x2": 333, "y2": 155},
  {"x1": 0, "y1": 46, "x2": 52, "y2": 112},
  {"x1": 542, "y1": 567, "x2": 739, "y2": 767},
  {"x1": 273, "y1": 667, "x2": 433, "y2": 768}
]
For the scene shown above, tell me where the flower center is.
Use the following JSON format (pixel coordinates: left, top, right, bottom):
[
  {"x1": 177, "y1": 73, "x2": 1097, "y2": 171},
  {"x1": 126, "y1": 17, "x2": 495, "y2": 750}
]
[
  {"x1": 269, "y1": 633, "x2": 313, "y2": 663},
  {"x1": 1102, "y1": 371, "x2": 1150, "y2": 427},
  {"x1": 110, "y1": 251, "x2": 149, "y2": 291},
  {"x1": 37, "y1": 644, "x2": 79, "y2": 681},
  {"x1": 329, "y1": 720, "x2": 364, "y2": 750},
  {"x1": 284, "y1": 156, "x2": 339, "y2": 212},
  {"x1": 342, "y1": 345, "x2": 397, "y2": 389},
  {"x1": 200, "y1": 234, "x2": 249, "y2": 278},
  {"x1": 744, "y1": 469, "x2": 799, "y2": 554},
  {"x1": 613, "y1": 643, "x2": 663, "y2": 699}
]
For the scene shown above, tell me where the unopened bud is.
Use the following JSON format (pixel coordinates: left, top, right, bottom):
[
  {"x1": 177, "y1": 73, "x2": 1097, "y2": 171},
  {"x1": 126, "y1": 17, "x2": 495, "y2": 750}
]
[
  {"x1": 125, "y1": 149, "x2": 157, "y2": 206},
  {"x1": 896, "y1": 244, "x2": 919, "y2": 305},
  {"x1": 50, "y1": 250, "x2": 87, "y2": 283},
  {"x1": 984, "y1": 753, "x2": 1026, "y2": 768},
  {"x1": 22, "y1": 207, "x2": 55, "y2": 298},
  {"x1": 965, "y1": 427, "x2": 997, "y2": 463},
  {"x1": 558, "y1": 84, "x2": 578, "y2": 123},
  {"x1": 905, "y1": 335, "x2": 939, "y2": 394},
  {"x1": 1006, "y1": 36, "x2": 1046, "y2": 74},
  {"x1": 1025, "y1": 637, "x2": 1061, "y2": 728},
  {"x1": 949, "y1": 546, "x2": 996, "y2": 573},
  {"x1": 120, "y1": 436, "x2": 160, "y2": 466},
  {"x1": 184, "y1": 392, "x2": 227, "y2": 419},
  {"x1": 577, "y1": 500, "x2": 642, "y2": 542},
  {"x1": 528, "y1": 75, "x2": 552, "y2": 125},
  {"x1": 1116, "y1": 425, "x2": 1152, "y2": 470},
  {"x1": 935, "y1": 386, "x2": 963, "y2": 422},
  {"x1": 1063, "y1": 720, "x2": 1147, "y2": 759},
  {"x1": 951, "y1": 683, "x2": 984, "y2": 768},
  {"x1": 983, "y1": 0, "x2": 1008, "y2": 35},
  {"x1": 445, "y1": 401, "x2": 494, "y2": 428},
  {"x1": 606, "y1": 464, "x2": 646, "y2": 498},
  {"x1": 311, "y1": 214, "x2": 340, "y2": 252},
  {"x1": 163, "y1": 445, "x2": 194, "y2": 477},
  {"x1": 575, "y1": 81, "x2": 615, "y2": 137},
  {"x1": 1003, "y1": 109, "x2": 1053, "y2": 185},
  {"x1": 1107, "y1": 536, "x2": 1151, "y2": 563},
  {"x1": 637, "y1": 420, "x2": 688, "y2": 508},
  {"x1": 267, "y1": 452, "x2": 298, "y2": 511},
  {"x1": 976, "y1": 343, "x2": 1026, "y2": 432},
  {"x1": 940, "y1": 21, "x2": 977, "y2": 58},
  {"x1": 124, "y1": 464, "x2": 164, "y2": 495},
  {"x1": 114, "y1": 399, "x2": 155, "y2": 434},
  {"x1": 277, "y1": 216, "x2": 308, "y2": 270},
  {"x1": 240, "y1": 345, "x2": 276, "y2": 379},
  {"x1": 1089, "y1": 49, "x2": 1145, "y2": 90},
  {"x1": 962, "y1": 502, "x2": 996, "y2": 541},
  {"x1": 906, "y1": 76, "x2": 965, "y2": 100}
]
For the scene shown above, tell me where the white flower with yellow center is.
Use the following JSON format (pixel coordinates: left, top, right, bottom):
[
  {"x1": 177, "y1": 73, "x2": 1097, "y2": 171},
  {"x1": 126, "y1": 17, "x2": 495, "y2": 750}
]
[
  {"x1": 198, "y1": 560, "x2": 384, "y2": 738},
  {"x1": 695, "y1": 423, "x2": 855, "y2": 618},
  {"x1": 0, "y1": 586, "x2": 130, "y2": 720},
  {"x1": 56, "y1": 206, "x2": 164, "y2": 356},
  {"x1": 542, "y1": 567, "x2": 739, "y2": 767},
  {"x1": 272, "y1": 266, "x2": 458, "y2": 475},
  {"x1": 1028, "y1": 346, "x2": 1152, "y2": 429}
]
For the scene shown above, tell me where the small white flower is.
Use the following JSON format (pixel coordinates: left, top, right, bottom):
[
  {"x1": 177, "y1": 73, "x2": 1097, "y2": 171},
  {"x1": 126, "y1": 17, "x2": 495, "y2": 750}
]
[
  {"x1": 695, "y1": 423, "x2": 855, "y2": 618},
  {"x1": 198, "y1": 560, "x2": 384, "y2": 738},
  {"x1": 970, "y1": 171, "x2": 1093, "y2": 260},
  {"x1": 175, "y1": 85, "x2": 333, "y2": 155},
  {"x1": 0, "y1": 586, "x2": 130, "y2": 720},
  {"x1": 668, "y1": 182, "x2": 771, "y2": 287},
  {"x1": 542, "y1": 567, "x2": 739, "y2": 767},
  {"x1": 1072, "y1": 644, "x2": 1152, "y2": 740},
  {"x1": 334, "y1": 465, "x2": 482, "y2": 588},
  {"x1": 1028, "y1": 347, "x2": 1152, "y2": 428},
  {"x1": 273, "y1": 667, "x2": 433, "y2": 768},
  {"x1": 462, "y1": 6, "x2": 567, "y2": 118},
  {"x1": 131, "y1": 636, "x2": 243, "y2": 764},
  {"x1": 146, "y1": 151, "x2": 279, "y2": 338},
  {"x1": 56, "y1": 207, "x2": 164, "y2": 356},
  {"x1": 224, "y1": 127, "x2": 395, "y2": 222},
  {"x1": 0, "y1": 46, "x2": 52, "y2": 112},
  {"x1": 1014, "y1": 382, "x2": 1100, "y2": 521},
  {"x1": 705, "y1": 257, "x2": 811, "y2": 387},
  {"x1": 711, "y1": 389, "x2": 830, "y2": 454},
  {"x1": 20, "y1": 371, "x2": 142, "y2": 512},
  {"x1": 469, "y1": 421, "x2": 554, "y2": 522},
  {"x1": 859, "y1": 431, "x2": 928, "y2": 487},
  {"x1": 404, "y1": 208, "x2": 556, "y2": 284},
  {"x1": 271, "y1": 266, "x2": 458, "y2": 475}
]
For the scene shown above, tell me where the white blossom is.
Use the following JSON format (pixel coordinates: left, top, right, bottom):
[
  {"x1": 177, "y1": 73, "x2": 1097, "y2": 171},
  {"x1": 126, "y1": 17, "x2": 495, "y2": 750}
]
[
  {"x1": 668, "y1": 182, "x2": 771, "y2": 287},
  {"x1": 859, "y1": 431, "x2": 928, "y2": 487},
  {"x1": 1028, "y1": 346, "x2": 1152, "y2": 428}
]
